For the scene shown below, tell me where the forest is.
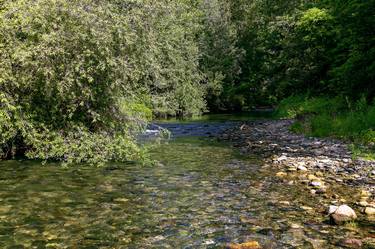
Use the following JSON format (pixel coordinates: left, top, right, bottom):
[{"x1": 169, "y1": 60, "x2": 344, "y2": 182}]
[{"x1": 1, "y1": 0, "x2": 374, "y2": 164}]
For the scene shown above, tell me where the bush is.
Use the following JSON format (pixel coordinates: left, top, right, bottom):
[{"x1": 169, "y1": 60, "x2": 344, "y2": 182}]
[
  {"x1": 275, "y1": 95, "x2": 345, "y2": 119},
  {"x1": 0, "y1": 0, "x2": 206, "y2": 165},
  {"x1": 277, "y1": 95, "x2": 375, "y2": 150}
]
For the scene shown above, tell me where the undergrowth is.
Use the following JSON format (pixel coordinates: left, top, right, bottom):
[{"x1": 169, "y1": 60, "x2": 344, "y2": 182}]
[{"x1": 276, "y1": 95, "x2": 375, "y2": 160}]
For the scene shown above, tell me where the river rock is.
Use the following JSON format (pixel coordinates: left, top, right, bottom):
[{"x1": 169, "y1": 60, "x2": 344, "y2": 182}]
[
  {"x1": 297, "y1": 165, "x2": 308, "y2": 171},
  {"x1": 338, "y1": 238, "x2": 362, "y2": 248},
  {"x1": 364, "y1": 207, "x2": 375, "y2": 216},
  {"x1": 276, "y1": 172, "x2": 287, "y2": 178},
  {"x1": 309, "y1": 181, "x2": 324, "y2": 188},
  {"x1": 330, "y1": 205, "x2": 357, "y2": 225},
  {"x1": 227, "y1": 241, "x2": 261, "y2": 249},
  {"x1": 328, "y1": 205, "x2": 338, "y2": 215}
]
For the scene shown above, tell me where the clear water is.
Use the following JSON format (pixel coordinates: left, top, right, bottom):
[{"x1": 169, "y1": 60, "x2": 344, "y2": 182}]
[{"x1": 0, "y1": 119, "x2": 373, "y2": 248}]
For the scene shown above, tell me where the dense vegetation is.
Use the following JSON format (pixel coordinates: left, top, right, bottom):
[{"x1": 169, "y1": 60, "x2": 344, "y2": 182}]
[{"x1": 0, "y1": 0, "x2": 374, "y2": 164}]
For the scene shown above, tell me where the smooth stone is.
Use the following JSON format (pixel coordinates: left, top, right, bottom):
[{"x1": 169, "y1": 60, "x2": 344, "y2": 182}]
[
  {"x1": 328, "y1": 205, "x2": 339, "y2": 215},
  {"x1": 330, "y1": 205, "x2": 357, "y2": 225},
  {"x1": 227, "y1": 241, "x2": 261, "y2": 249},
  {"x1": 364, "y1": 207, "x2": 375, "y2": 216},
  {"x1": 276, "y1": 172, "x2": 287, "y2": 178},
  {"x1": 297, "y1": 165, "x2": 308, "y2": 171},
  {"x1": 309, "y1": 181, "x2": 324, "y2": 188},
  {"x1": 290, "y1": 223, "x2": 302, "y2": 229},
  {"x1": 301, "y1": 206, "x2": 313, "y2": 211},
  {"x1": 357, "y1": 201, "x2": 369, "y2": 207},
  {"x1": 279, "y1": 201, "x2": 290, "y2": 205}
]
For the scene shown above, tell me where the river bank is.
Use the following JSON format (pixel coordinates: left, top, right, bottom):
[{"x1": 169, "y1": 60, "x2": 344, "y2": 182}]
[{"x1": 219, "y1": 119, "x2": 375, "y2": 220}]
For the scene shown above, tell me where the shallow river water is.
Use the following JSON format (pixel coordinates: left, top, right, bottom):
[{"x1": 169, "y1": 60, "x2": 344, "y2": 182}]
[{"x1": 0, "y1": 115, "x2": 373, "y2": 248}]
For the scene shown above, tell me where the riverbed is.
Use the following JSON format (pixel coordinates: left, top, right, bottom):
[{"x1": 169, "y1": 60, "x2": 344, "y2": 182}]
[{"x1": 0, "y1": 115, "x2": 373, "y2": 248}]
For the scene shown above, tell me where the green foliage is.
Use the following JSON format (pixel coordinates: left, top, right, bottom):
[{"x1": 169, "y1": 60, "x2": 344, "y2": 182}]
[
  {"x1": 275, "y1": 95, "x2": 345, "y2": 119},
  {"x1": 203, "y1": 0, "x2": 374, "y2": 110},
  {"x1": 0, "y1": 0, "x2": 206, "y2": 165},
  {"x1": 277, "y1": 96, "x2": 375, "y2": 158},
  {"x1": 199, "y1": 0, "x2": 244, "y2": 111}
]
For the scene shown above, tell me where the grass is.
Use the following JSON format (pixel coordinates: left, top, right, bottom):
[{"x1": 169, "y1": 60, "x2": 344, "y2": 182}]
[{"x1": 276, "y1": 95, "x2": 375, "y2": 160}]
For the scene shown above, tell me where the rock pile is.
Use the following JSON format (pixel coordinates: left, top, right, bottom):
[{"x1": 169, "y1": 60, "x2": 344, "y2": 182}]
[{"x1": 220, "y1": 120, "x2": 375, "y2": 196}]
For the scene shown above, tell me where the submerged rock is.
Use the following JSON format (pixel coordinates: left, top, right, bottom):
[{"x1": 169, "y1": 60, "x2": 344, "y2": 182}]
[
  {"x1": 330, "y1": 205, "x2": 357, "y2": 225},
  {"x1": 227, "y1": 241, "x2": 261, "y2": 249},
  {"x1": 338, "y1": 238, "x2": 362, "y2": 248},
  {"x1": 276, "y1": 172, "x2": 287, "y2": 178}
]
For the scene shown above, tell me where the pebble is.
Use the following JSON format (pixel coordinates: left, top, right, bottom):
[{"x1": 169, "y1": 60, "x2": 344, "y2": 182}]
[{"x1": 309, "y1": 181, "x2": 323, "y2": 188}]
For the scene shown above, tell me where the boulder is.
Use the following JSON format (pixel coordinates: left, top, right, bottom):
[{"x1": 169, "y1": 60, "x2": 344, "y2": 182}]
[
  {"x1": 327, "y1": 205, "x2": 338, "y2": 215},
  {"x1": 330, "y1": 205, "x2": 357, "y2": 225}
]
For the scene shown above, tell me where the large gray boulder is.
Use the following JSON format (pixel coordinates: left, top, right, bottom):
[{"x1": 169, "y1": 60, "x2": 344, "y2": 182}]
[{"x1": 329, "y1": 205, "x2": 357, "y2": 225}]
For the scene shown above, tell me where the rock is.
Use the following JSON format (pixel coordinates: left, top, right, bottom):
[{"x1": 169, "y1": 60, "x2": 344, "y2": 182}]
[
  {"x1": 364, "y1": 207, "x2": 375, "y2": 216},
  {"x1": 227, "y1": 241, "x2": 261, "y2": 249},
  {"x1": 276, "y1": 172, "x2": 287, "y2": 178},
  {"x1": 301, "y1": 206, "x2": 313, "y2": 211},
  {"x1": 327, "y1": 205, "x2": 338, "y2": 215},
  {"x1": 276, "y1": 156, "x2": 288, "y2": 162},
  {"x1": 338, "y1": 238, "x2": 362, "y2": 248},
  {"x1": 297, "y1": 165, "x2": 308, "y2": 171},
  {"x1": 357, "y1": 200, "x2": 369, "y2": 207},
  {"x1": 290, "y1": 223, "x2": 302, "y2": 229},
  {"x1": 279, "y1": 201, "x2": 290, "y2": 205},
  {"x1": 330, "y1": 205, "x2": 357, "y2": 225},
  {"x1": 309, "y1": 181, "x2": 324, "y2": 188}
]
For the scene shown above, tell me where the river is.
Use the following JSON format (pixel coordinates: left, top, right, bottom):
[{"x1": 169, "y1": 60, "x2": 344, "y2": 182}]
[{"x1": 0, "y1": 114, "x2": 373, "y2": 248}]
